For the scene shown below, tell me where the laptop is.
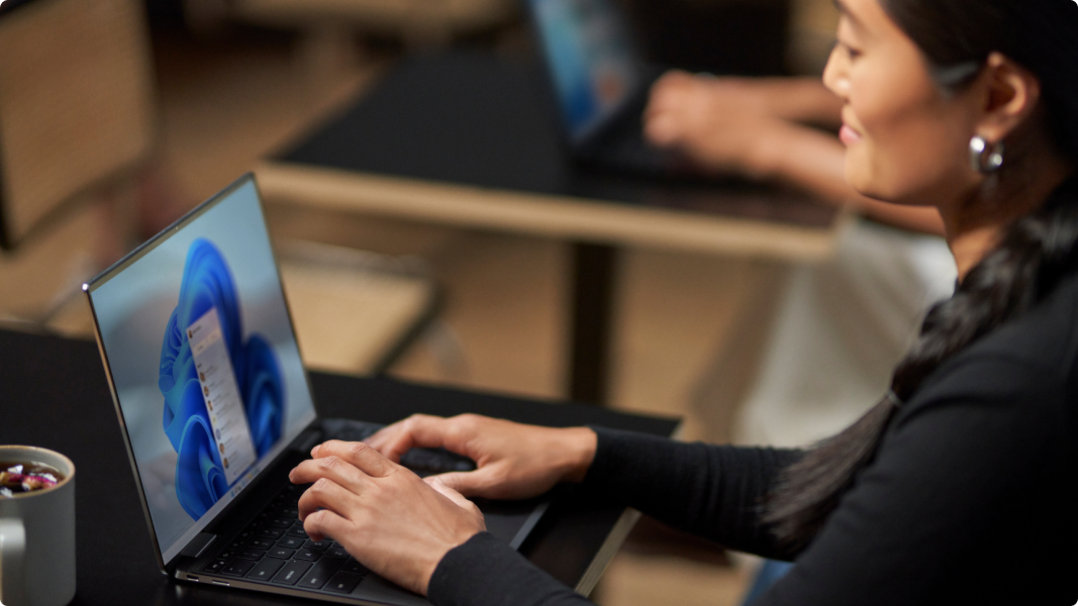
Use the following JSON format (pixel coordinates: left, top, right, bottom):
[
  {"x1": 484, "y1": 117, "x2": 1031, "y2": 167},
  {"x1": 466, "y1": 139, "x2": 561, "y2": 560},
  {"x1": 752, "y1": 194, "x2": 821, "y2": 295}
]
[
  {"x1": 82, "y1": 173, "x2": 548, "y2": 605},
  {"x1": 522, "y1": 0, "x2": 689, "y2": 177}
]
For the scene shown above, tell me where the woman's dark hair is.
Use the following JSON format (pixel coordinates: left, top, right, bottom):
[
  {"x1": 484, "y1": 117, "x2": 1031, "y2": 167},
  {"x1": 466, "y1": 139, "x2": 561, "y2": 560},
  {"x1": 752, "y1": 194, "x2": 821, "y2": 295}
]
[{"x1": 763, "y1": 0, "x2": 1078, "y2": 550}]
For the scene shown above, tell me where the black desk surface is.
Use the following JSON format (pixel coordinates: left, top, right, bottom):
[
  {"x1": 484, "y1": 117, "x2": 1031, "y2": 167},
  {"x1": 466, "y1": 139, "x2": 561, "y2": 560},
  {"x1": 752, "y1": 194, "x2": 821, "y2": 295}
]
[
  {"x1": 0, "y1": 328, "x2": 679, "y2": 605},
  {"x1": 275, "y1": 50, "x2": 836, "y2": 230}
]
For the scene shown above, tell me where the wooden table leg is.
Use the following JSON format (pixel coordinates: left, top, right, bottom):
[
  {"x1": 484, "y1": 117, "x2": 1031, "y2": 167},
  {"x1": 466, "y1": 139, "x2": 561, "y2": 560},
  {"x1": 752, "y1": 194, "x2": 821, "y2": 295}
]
[{"x1": 568, "y1": 241, "x2": 619, "y2": 405}]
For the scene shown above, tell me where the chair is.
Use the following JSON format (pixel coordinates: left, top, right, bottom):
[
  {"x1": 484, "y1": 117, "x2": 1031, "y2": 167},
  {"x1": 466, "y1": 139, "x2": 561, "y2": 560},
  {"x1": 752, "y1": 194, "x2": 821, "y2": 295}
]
[
  {"x1": 209, "y1": 0, "x2": 519, "y2": 82},
  {"x1": 0, "y1": 0, "x2": 156, "y2": 251},
  {"x1": 275, "y1": 239, "x2": 450, "y2": 376},
  {"x1": 223, "y1": 0, "x2": 518, "y2": 47},
  {"x1": 0, "y1": 0, "x2": 448, "y2": 378},
  {"x1": 0, "y1": 0, "x2": 157, "y2": 328}
]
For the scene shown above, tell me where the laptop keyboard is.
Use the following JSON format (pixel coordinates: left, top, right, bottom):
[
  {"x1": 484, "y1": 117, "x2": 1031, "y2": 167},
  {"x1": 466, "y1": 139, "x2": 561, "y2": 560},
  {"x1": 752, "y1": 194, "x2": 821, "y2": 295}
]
[
  {"x1": 320, "y1": 418, "x2": 476, "y2": 477},
  {"x1": 202, "y1": 483, "x2": 370, "y2": 594},
  {"x1": 201, "y1": 419, "x2": 475, "y2": 594}
]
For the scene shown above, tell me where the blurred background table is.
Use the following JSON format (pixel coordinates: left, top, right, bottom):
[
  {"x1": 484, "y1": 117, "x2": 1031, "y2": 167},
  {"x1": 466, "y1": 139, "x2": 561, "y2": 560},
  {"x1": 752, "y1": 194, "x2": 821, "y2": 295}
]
[{"x1": 257, "y1": 50, "x2": 843, "y2": 405}]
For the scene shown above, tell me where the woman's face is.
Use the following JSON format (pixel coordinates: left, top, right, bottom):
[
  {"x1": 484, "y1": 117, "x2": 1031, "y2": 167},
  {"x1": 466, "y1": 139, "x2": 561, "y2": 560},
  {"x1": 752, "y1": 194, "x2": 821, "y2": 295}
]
[{"x1": 823, "y1": 0, "x2": 982, "y2": 206}]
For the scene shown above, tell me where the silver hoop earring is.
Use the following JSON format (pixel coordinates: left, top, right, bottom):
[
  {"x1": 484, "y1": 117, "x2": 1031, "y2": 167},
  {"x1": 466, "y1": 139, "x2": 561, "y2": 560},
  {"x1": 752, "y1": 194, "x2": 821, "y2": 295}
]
[{"x1": 969, "y1": 135, "x2": 1005, "y2": 174}]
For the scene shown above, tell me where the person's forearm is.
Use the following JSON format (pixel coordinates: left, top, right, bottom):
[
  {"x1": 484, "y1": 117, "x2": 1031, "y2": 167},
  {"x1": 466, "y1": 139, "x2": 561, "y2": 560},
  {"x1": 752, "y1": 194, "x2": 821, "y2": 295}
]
[
  {"x1": 583, "y1": 428, "x2": 803, "y2": 559},
  {"x1": 754, "y1": 76, "x2": 844, "y2": 126}
]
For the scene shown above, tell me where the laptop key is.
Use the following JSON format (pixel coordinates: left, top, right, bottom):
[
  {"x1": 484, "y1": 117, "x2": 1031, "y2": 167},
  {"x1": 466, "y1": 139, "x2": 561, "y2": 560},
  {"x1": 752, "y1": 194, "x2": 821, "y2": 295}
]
[
  {"x1": 247, "y1": 558, "x2": 284, "y2": 582},
  {"x1": 256, "y1": 527, "x2": 285, "y2": 540},
  {"x1": 297, "y1": 558, "x2": 344, "y2": 590},
  {"x1": 294, "y1": 548, "x2": 322, "y2": 562},
  {"x1": 342, "y1": 560, "x2": 370, "y2": 574},
  {"x1": 221, "y1": 560, "x2": 255, "y2": 577},
  {"x1": 267, "y1": 517, "x2": 293, "y2": 530},
  {"x1": 277, "y1": 536, "x2": 304, "y2": 549},
  {"x1": 305, "y1": 538, "x2": 331, "y2": 551},
  {"x1": 267, "y1": 547, "x2": 295, "y2": 559},
  {"x1": 270, "y1": 561, "x2": 312, "y2": 586},
  {"x1": 236, "y1": 549, "x2": 267, "y2": 561},
  {"x1": 324, "y1": 570, "x2": 367, "y2": 594}
]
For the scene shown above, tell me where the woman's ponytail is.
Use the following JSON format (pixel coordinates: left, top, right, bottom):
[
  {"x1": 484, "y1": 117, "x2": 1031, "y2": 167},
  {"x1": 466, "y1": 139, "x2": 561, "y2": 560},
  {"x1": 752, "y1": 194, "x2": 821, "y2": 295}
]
[
  {"x1": 765, "y1": 176, "x2": 1078, "y2": 550},
  {"x1": 761, "y1": 0, "x2": 1078, "y2": 552}
]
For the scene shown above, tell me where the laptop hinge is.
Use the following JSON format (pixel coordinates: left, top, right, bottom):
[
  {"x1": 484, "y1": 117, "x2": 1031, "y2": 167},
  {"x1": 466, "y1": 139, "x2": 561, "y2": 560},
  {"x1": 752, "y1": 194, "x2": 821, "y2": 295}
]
[{"x1": 179, "y1": 532, "x2": 218, "y2": 559}]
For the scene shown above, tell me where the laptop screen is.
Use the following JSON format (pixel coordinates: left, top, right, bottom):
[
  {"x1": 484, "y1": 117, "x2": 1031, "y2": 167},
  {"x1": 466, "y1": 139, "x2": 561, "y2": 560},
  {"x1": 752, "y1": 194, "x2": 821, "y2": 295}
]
[
  {"x1": 84, "y1": 175, "x2": 317, "y2": 566},
  {"x1": 526, "y1": 0, "x2": 643, "y2": 143}
]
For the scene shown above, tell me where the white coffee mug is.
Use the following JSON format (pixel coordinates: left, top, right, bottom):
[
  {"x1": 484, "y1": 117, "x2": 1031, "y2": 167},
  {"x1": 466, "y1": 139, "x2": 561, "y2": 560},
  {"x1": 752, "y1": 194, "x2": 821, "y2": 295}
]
[{"x1": 0, "y1": 446, "x2": 76, "y2": 606}]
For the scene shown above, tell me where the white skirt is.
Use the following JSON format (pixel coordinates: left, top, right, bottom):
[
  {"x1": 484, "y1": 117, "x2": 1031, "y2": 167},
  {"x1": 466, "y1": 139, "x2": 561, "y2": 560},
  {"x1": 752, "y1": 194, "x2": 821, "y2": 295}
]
[{"x1": 733, "y1": 217, "x2": 956, "y2": 448}]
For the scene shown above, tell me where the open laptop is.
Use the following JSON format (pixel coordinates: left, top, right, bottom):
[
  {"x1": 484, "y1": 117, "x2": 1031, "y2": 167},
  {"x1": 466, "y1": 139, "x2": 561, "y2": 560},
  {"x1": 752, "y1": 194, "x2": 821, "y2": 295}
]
[
  {"x1": 522, "y1": 0, "x2": 688, "y2": 177},
  {"x1": 82, "y1": 173, "x2": 548, "y2": 605}
]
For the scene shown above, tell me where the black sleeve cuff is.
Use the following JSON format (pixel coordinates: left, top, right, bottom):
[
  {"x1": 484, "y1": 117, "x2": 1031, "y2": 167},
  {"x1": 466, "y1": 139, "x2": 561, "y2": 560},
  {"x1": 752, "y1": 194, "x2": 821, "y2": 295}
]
[{"x1": 428, "y1": 532, "x2": 593, "y2": 606}]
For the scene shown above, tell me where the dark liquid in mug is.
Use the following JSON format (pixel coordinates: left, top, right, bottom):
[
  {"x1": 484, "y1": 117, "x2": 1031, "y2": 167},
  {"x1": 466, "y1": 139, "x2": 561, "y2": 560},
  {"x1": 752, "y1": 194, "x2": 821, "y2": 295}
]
[{"x1": 0, "y1": 460, "x2": 65, "y2": 495}]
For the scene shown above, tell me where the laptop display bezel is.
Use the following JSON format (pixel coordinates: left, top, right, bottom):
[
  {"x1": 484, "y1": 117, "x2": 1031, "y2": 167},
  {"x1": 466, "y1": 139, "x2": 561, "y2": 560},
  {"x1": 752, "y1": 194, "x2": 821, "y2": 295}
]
[
  {"x1": 82, "y1": 172, "x2": 319, "y2": 570},
  {"x1": 521, "y1": 0, "x2": 650, "y2": 148}
]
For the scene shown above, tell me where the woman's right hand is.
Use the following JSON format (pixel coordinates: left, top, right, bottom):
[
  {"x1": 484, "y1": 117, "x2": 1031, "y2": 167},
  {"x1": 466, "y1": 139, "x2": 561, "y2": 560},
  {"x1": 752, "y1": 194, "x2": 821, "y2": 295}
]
[{"x1": 364, "y1": 414, "x2": 597, "y2": 500}]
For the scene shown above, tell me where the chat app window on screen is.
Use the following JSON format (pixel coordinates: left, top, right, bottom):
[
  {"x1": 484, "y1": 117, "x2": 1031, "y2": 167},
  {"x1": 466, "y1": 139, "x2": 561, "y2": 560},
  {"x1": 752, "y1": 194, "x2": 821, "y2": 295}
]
[{"x1": 186, "y1": 307, "x2": 257, "y2": 485}]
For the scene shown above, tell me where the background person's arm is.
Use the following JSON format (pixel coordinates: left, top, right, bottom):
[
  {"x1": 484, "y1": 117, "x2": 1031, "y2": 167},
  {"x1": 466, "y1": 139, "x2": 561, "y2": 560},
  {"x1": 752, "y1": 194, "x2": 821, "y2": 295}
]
[{"x1": 645, "y1": 72, "x2": 944, "y2": 235}]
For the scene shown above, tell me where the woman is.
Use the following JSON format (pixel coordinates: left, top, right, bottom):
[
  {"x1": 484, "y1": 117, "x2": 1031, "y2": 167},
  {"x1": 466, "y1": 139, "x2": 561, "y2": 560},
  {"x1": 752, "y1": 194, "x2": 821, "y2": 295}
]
[
  {"x1": 645, "y1": 21, "x2": 961, "y2": 602},
  {"x1": 641, "y1": 15, "x2": 958, "y2": 456},
  {"x1": 289, "y1": 0, "x2": 1078, "y2": 603}
]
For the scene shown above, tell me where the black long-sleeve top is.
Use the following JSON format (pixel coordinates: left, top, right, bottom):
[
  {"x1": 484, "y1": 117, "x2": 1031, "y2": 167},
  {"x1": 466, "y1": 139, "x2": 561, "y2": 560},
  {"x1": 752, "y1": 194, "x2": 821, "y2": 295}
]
[{"x1": 429, "y1": 215, "x2": 1078, "y2": 606}]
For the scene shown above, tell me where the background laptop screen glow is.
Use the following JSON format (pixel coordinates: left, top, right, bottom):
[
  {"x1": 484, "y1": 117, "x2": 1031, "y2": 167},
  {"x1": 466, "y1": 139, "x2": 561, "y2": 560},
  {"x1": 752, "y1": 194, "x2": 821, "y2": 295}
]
[
  {"x1": 85, "y1": 177, "x2": 317, "y2": 564},
  {"x1": 528, "y1": 0, "x2": 640, "y2": 141}
]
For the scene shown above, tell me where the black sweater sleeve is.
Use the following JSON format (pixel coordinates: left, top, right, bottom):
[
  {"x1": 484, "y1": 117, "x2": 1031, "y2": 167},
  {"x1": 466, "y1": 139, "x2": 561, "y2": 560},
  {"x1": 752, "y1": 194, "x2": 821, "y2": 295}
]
[
  {"x1": 431, "y1": 347, "x2": 1078, "y2": 605},
  {"x1": 430, "y1": 263, "x2": 1078, "y2": 605},
  {"x1": 429, "y1": 532, "x2": 592, "y2": 606},
  {"x1": 582, "y1": 428, "x2": 802, "y2": 558},
  {"x1": 429, "y1": 429, "x2": 803, "y2": 606}
]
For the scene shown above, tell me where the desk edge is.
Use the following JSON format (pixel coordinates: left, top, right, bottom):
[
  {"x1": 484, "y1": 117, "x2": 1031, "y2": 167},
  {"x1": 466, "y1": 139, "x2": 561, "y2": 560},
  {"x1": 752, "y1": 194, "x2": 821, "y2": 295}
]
[{"x1": 256, "y1": 162, "x2": 844, "y2": 261}]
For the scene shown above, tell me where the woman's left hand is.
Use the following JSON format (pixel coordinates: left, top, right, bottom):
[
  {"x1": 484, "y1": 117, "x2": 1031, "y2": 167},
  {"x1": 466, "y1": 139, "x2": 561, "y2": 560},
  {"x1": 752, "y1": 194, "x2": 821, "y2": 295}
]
[{"x1": 288, "y1": 439, "x2": 485, "y2": 596}]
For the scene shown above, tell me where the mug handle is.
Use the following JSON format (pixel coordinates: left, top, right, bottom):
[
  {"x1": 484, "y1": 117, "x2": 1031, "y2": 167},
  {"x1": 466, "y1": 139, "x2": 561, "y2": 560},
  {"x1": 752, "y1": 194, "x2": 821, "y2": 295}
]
[{"x1": 0, "y1": 519, "x2": 26, "y2": 606}]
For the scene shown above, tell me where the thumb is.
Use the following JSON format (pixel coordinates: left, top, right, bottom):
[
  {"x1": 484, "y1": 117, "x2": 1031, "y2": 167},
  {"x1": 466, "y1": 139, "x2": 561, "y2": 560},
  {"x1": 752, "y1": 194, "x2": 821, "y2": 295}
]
[
  {"x1": 426, "y1": 475, "x2": 469, "y2": 504},
  {"x1": 426, "y1": 470, "x2": 486, "y2": 498}
]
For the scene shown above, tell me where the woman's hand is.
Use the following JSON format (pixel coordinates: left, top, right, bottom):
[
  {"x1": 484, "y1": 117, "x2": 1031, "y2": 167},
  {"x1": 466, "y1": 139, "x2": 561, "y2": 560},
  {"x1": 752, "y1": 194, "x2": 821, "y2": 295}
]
[
  {"x1": 289, "y1": 440, "x2": 485, "y2": 596},
  {"x1": 644, "y1": 71, "x2": 791, "y2": 177},
  {"x1": 365, "y1": 414, "x2": 598, "y2": 501}
]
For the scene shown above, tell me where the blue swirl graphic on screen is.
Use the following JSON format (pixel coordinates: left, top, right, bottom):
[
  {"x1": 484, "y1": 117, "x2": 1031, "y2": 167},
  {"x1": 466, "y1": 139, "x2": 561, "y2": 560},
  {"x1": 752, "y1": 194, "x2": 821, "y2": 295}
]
[{"x1": 158, "y1": 238, "x2": 284, "y2": 519}]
